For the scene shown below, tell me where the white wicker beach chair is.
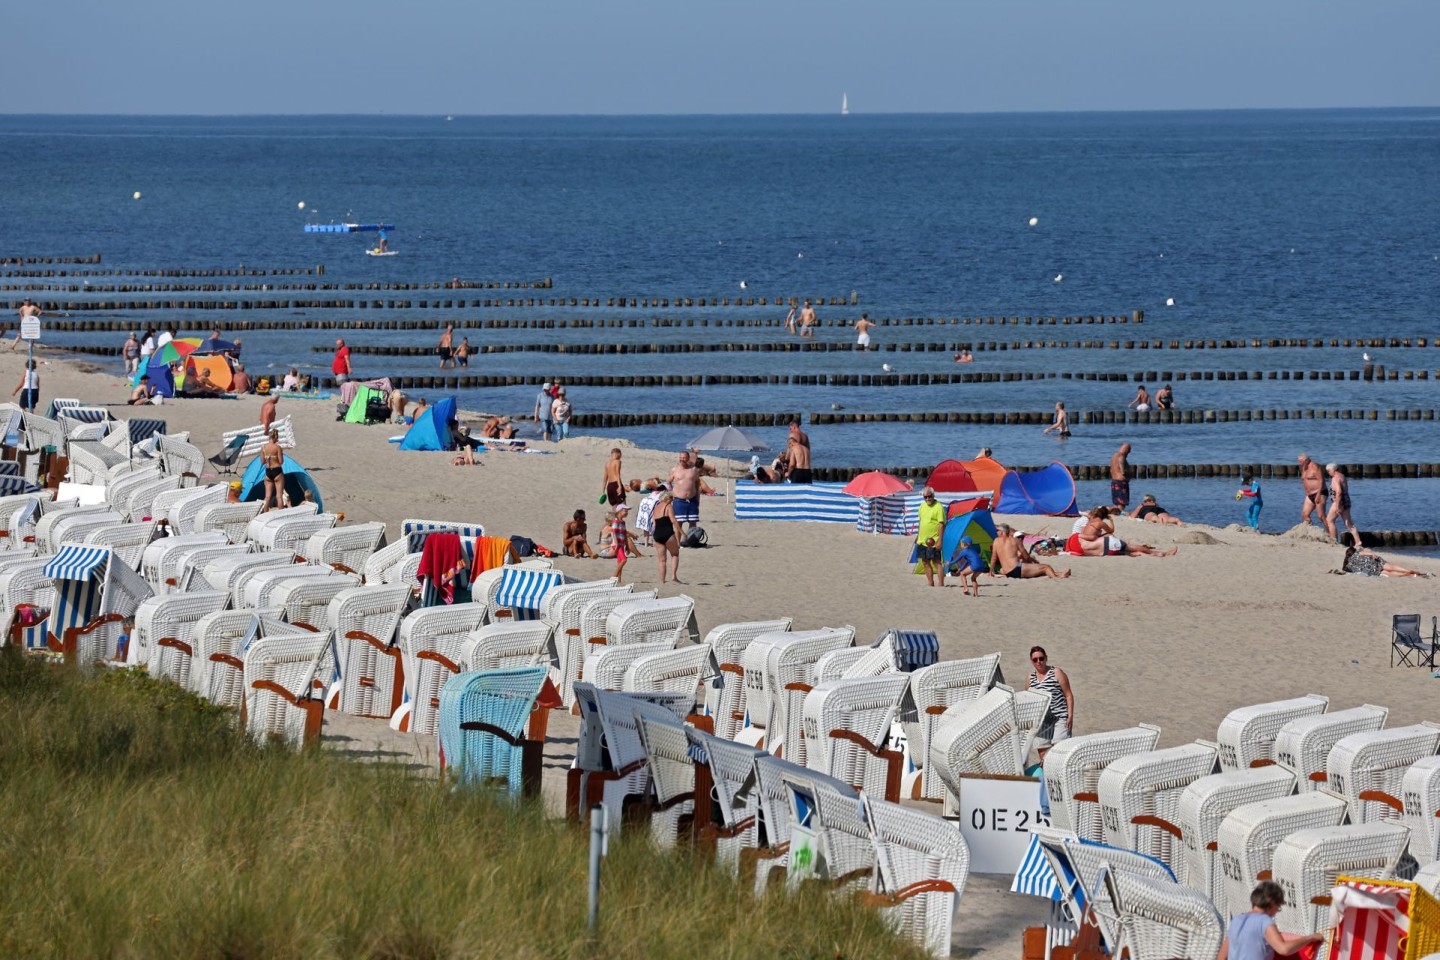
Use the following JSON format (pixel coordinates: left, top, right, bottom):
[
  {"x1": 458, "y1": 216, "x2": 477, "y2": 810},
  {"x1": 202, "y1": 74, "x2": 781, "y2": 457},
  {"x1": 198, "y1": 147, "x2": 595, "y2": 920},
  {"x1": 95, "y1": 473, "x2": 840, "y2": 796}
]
[
  {"x1": 928, "y1": 686, "x2": 1048, "y2": 801},
  {"x1": 48, "y1": 511, "x2": 124, "y2": 548},
  {"x1": 203, "y1": 551, "x2": 295, "y2": 599},
  {"x1": 43, "y1": 544, "x2": 153, "y2": 667},
  {"x1": 812, "y1": 646, "x2": 879, "y2": 683},
  {"x1": 271, "y1": 574, "x2": 359, "y2": 632},
  {"x1": 0, "y1": 492, "x2": 43, "y2": 545},
  {"x1": 684, "y1": 727, "x2": 767, "y2": 868},
  {"x1": 103, "y1": 464, "x2": 163, "y2": 514},
  {"x1": 68, "y1": 441, "x2": 125, "y2": 486},
  {"x1": 547, "y1": 582, "x2": 633, "y2": 707},
  {"x1": 739, "y1": 626, "x2": 856, "y2": 757},
  {"x1": 436, "y1": 665, "x2": 550, "y2": 799},
  {"x1": 140, "y1": 531, "x2": 228, "y2": 587},
  {"x1": 1274, "y1": 704, "x2": 1389, "y2": 790},
  {"x1": 898, "y1": 653, "x2": 1004, "y2": 802},
  {"x1": 1402, "y1": 755, "x2": 1440, "y2": 866},
  {"x1": 801, "y1": 674, "x2": 910, "y2": 801},
  {"x1": 1217, "y1": 694, "x2": 1330, "y2": 772},
  {"x1": 603, "y1": 595, "x2": 698, "y2": 648},
  {"x1": 1100, "y1": 867, "x2": 1224, "y2": 960},
  {"x1": 460, "y1": 620, "x2": 552, "y2": 672},
  {"x1": 749, "y1": 753, "x2": 815, "y2": 892},
  {"x1": 1271, "y1": 822, "x2": 1412, "y2": 934},
  {"x1": 1096, "y1": 742, "x2": 1220, "y2": 874},
  {"x1": 569, "y1": 684, "x2": 695, "y2": 833},
  {"x1": 327, "y1": 583, "x2": 412, "y2": 719},
  {"x1": 781, "y1": 767, "x2": 872, "y2": 896},
  {"x1": 189, "y1": 609, "x2": 260, "y2": 707},
  {"x1": 361, "y1": 538, "x2": 408, "y2": 584},
  {"x1": 83, "y1": 520, "x2": 156, "y2": 572},
  {"x1": 584, "y1": 640, "x2": 676, "y2": 692},
  {"x1": 622, "y1": 643, "x2": 713, "y2": 699},
  {"x1": 33, "y1": 504, "x2": 113, "y2": 553},
  {"x1": 240, "y1": 564, "x2": 344, "y2": 609},
  {"x1": 243, "y1": 502, "x2": 319, "y2": 544},
  {"x1": 395, "y1": 602, "x2": 490, "y2": 736},
  {"x1": 242, "y1": 630, "x2": 331, "y2": 749},
  {"x1": 1044, "y1": 724, "x2": 1163, "y2": 841},
  {"x1": 1035, "y1": 825, "x2": 1179, "y2": 952},
  {"x1": 302, "y1": 522, "x2": 386, "y2": 575},
  {"x1": 1174, "y1": 765, "x2": 1298, "y2": 915},
  {"x1": 636, "y1": 709, "x2": 697, "y2": 848},
  {"x1": 137, "y1": 590, "x2": 230, "y2": 687},
  {"x1": 223, "y1": 415, "x2": 295, "y2": 460},
  {"x1": 1216, "y1": 791, "x2": 1349, "y2": 919},
  {"x1": 160, "y1": 542, "x2": 249, "y2": 592},
  {"x1": 192, "y1": 499, "x2": 264, "y2": 543},
  {"x1": 861, "y1": 795, "x2": 971, "y2": 960},
  {"x1": 702, "y1": 618, "x2": 794, "y2": 741},
  {"x1": 0, "y1": 556, "x2": 56, "y2": 650},
  {"x1": 121, "y1": 474, "x2": 183, "y2": 523},
  {"x1": 253, "y1": 513, "x2": 337, "y2": 553},
  {"x1": 155, "y1": 434, "x2": 205, "y2": 486},
  {"x1": 1326, "y1": 723, "x2": 1440, "y2": 824},
  {"x1": 150, "y1": 483, "x2": 225, "y2": 530},
  {"x1": 386, "y1": 552, "x2": 423, "y2": 592},
  {"x1": 538, "y1": 578, "x2": 619, "y2": 627}
]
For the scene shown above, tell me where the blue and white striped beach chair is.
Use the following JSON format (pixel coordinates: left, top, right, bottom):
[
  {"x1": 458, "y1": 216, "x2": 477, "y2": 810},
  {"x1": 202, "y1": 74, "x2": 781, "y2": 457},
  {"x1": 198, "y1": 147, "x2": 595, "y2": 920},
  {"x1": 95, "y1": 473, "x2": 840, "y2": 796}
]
[
  {"x1": 438, "y1": 665, "x2": 551, "y2": 798},
  {"x1": 43, "y1": 543, "x2": 154, "y2": 666},
  {"x1": 492, "y1": 567, "x2": 562, "y2": 622}
]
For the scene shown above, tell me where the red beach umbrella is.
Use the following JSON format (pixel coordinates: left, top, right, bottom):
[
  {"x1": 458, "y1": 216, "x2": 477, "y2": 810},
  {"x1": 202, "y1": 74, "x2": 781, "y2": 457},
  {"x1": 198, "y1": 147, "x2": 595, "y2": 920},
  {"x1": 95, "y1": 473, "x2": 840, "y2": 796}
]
[{"x1": 842, "y1": 471, "x2": 913, "y2": 497}]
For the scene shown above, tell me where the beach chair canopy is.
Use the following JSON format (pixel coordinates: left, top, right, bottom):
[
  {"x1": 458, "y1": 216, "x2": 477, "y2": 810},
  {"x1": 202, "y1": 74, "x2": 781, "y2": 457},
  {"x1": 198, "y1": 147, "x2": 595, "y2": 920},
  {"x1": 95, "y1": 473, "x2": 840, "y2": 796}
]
[
  {"x1": 237, "y1": 454, "x2": 323, "y2": 512},
  {"x1": 43, "y1": 543, "x2": 153, "y2": 661},
  {"x1": 399, "y1": 397, "x2": 457, "y2": 451}
]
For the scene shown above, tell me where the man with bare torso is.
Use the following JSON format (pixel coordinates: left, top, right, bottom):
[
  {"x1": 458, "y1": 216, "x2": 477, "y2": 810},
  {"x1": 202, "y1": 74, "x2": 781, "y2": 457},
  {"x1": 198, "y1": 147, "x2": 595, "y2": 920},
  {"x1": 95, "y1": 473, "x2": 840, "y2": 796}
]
[
  {"x1": 1298, "y1": 453, "x2": 1327, "y2": 528},
  {"x1": 993, "y1": 525, "x2": 1070, "y2": 580},
  {"x1": 603, "y1": 447, "x2": 626, "y2": 506},
  {"x1": 668, "y1": 450, "x2": 701, "y2": 534},
  {"x1": 786, "y1": 420, "x2": 812, "y2": 484},
  {"x1": 437, "y1": 325, "x2": 455, "y2": 370},
  {"x1": 1109, "y1": 443, "x2": 1132, "y2": 512},
  {"x1": 799, "y1": 299, "x2": 817, "y2": 338}
]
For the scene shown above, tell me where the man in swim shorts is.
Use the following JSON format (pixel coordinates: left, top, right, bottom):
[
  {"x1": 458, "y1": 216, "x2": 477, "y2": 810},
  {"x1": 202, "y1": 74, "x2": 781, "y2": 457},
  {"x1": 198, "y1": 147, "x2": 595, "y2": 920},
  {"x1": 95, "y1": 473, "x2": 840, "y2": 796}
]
[
  {"x1": 437, "y1": 325, "x2": 454, "y2": 370},
  {"x1": 668, "y1": 450, "x2": 701, "y2": 534},
  {"x1": 1110, "y1": 442, "x2": 1132, "y2": 511},
  {"x1": 786, "y1": 420, "x2": 813, "y2": 484},
  {"x1": 854, "y1": 313, "x2": 875, "y2": 349},
  {"x1": 993, "y1": 525, "x2": 1071, "y2": 580}
]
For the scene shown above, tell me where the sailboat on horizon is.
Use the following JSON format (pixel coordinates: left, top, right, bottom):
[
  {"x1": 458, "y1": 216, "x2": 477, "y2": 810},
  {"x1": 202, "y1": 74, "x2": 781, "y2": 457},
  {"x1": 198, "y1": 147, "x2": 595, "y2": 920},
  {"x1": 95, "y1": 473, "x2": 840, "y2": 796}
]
[{"x1": 841, "y1": 92, "x2": 849, "y2": 116}]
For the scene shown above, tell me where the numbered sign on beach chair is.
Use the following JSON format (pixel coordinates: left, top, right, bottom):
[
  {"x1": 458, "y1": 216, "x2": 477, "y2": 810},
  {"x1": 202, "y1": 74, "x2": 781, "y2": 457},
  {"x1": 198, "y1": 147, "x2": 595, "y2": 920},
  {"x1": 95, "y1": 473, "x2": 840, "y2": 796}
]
[
  {"x1": 45, "y1": 543, "x2": 154, "y2": 667},
  {"x1": 1174, "y1": 766, "x2": 1297, "y2": 916},
  {"x1": 492, "y1": 566, "x2": 562, "y2": 622}
]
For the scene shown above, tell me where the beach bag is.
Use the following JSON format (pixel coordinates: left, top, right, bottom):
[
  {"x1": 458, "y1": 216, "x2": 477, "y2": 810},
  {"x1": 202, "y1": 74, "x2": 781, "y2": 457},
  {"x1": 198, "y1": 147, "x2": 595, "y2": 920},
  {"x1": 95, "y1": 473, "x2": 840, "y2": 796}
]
[
  {"x1": 681, "y1": 527, "x2": 708, "y2": 549},
  {"x1": 510, "y1": 536, "x2": 536, "y2": 558}
]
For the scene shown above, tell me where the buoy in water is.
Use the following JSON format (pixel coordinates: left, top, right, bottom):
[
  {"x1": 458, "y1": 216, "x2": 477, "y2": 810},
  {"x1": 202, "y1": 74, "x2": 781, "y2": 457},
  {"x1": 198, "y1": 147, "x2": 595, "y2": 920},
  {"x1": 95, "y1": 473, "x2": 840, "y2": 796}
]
[
  {"x1": 1028, "y1": 216, "x2": 1039, "y2": 227},
  {"x1": 132, "y1": 191, "x2": 142, "y2": 200}
]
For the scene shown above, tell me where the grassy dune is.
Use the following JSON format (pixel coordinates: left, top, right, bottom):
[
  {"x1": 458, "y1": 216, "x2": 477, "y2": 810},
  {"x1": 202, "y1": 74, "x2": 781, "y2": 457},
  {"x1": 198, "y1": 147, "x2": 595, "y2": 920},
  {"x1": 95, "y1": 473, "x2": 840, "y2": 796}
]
[{"x1": 0, "y1": 654, "x2": 921, "y2": 959}]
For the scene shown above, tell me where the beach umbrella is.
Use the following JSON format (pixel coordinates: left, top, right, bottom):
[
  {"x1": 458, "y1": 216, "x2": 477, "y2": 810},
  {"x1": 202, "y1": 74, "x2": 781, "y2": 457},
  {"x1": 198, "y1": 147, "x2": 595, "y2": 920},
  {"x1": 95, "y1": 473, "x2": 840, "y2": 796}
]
[
  {"x1": 151, "y1": 338, "x2": 200, "y2": 365},
  {"x1": 687, "y1": 425, "x2": 769, "y2": 453},
  {"x1": 842, "y1": 471, "x2": 912, "y2": 498},
  {"x1": 193, "y1": 337, "x2": 239, "y2": 355}
]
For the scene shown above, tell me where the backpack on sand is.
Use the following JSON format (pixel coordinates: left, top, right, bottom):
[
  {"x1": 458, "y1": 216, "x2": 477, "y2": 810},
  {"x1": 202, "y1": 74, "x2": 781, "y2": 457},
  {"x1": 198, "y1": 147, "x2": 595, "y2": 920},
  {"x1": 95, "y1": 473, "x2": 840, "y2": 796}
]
[{"x1": 681, "y1": 527, "x2": 708, "y2": 549}]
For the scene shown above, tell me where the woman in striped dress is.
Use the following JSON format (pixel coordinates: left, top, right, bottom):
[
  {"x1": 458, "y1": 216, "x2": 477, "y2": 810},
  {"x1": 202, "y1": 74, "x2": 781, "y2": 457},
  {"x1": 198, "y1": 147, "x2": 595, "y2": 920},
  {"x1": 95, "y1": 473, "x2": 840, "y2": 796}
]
[{"x1": 1028, "y1": 646, "x2": 1075, "y2": 742}]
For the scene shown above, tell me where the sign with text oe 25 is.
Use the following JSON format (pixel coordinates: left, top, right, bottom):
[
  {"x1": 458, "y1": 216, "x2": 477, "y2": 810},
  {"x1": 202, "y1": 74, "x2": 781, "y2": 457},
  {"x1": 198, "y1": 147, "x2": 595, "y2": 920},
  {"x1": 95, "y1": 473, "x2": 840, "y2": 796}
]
[{"x1": 958, "y1": 774, "x2": 1050, "y2": 874}]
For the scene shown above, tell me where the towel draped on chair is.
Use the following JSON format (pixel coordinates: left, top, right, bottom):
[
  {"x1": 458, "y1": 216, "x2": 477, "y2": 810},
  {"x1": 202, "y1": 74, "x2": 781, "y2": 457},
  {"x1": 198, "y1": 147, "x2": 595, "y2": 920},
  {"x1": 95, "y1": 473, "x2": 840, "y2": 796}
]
[{"x1": 417, "y1": 532, "x2": 467, "y2": 605}]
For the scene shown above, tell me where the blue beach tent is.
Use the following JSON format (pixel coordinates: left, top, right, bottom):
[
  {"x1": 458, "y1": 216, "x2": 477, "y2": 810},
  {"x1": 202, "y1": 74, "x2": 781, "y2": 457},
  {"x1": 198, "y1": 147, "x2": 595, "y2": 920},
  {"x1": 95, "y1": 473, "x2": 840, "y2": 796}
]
[
  {"x1": 134, "y1": 359, "x2": 176, "y2": 398},
  {"x1": 238, "y1": 454, "x2": 323, "y2": 511},
  {"x1": 994, "y1": 462, "x2": 1078, "y2": 517},
  {"x1": 400, "y1": 397, "x2": 457, "y2": 452}
]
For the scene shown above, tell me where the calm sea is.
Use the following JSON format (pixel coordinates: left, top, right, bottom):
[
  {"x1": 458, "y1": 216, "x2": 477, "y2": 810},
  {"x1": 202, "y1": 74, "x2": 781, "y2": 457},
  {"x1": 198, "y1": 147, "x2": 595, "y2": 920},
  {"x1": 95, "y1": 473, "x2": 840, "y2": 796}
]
[{"x1": 2, "y1": 111, "x2": 1438, "y2": 534}]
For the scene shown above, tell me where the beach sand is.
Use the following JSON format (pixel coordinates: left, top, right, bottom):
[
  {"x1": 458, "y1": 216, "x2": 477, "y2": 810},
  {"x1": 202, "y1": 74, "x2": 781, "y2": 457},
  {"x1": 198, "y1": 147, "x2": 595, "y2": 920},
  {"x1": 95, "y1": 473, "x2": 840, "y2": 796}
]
[{"x1": 20, "y1": 350, "x2": 1438, "y2": 957}]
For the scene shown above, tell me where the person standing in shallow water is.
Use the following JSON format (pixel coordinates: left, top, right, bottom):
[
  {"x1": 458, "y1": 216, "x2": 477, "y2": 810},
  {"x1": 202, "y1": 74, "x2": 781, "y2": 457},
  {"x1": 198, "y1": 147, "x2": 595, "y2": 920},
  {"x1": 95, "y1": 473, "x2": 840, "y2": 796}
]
[{"x1": 1042, "y1": 401, "x2": 1070, "y2": 438}]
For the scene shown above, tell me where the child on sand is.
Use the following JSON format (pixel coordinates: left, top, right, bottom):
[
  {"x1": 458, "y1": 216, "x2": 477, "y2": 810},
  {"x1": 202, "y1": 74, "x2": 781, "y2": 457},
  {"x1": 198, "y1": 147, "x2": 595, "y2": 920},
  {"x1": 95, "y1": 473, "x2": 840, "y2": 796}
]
[{"x1": 1237, "y1": 472, "x2": 1262, "y2": 531}]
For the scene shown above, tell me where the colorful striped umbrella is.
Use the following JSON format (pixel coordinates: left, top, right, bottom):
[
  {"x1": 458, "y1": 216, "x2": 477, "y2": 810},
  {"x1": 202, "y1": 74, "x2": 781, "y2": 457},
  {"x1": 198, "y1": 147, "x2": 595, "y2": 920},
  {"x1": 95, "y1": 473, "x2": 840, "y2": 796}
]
[{"x1": 151, "y1": 338, "x2": 201, "y2": 365}]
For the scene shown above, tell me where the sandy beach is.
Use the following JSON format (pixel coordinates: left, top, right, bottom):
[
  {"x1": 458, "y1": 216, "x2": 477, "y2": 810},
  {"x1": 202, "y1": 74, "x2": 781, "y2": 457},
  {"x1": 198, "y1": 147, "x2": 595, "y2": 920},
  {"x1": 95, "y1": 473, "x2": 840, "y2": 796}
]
[{"x1": 17, "y1": 347, "x2": 1439, "y2": 957}]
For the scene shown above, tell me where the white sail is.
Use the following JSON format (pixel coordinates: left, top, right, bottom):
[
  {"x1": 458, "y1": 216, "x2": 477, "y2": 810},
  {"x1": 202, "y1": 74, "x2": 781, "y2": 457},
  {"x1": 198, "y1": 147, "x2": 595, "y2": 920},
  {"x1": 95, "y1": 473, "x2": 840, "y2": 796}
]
[{"x1": 841, "y1": 93, "x2": 849, "y2": 116}]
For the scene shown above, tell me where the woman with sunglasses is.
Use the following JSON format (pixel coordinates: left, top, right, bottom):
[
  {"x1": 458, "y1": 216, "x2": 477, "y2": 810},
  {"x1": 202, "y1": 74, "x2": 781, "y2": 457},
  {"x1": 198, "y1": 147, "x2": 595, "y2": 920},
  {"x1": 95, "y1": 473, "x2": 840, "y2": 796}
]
[{"x1": 1027, "y1": 646, "x2": 1074, "y2": 742}]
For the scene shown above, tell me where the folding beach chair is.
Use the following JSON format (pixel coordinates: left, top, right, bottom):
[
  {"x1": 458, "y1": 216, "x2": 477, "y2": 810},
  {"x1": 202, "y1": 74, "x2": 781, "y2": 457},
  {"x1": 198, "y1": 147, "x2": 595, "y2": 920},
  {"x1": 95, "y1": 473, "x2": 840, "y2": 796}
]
[
  {"x1": 1271, "y1": 823, "x2": 1412, "y2": 934},
  {"x1": 44, "y1": 543, "x2": 154, "y2": 667},
  {"x1": 861, "y1": 795, "x2": 971, "y2": 960},
  {"x1": 437, "y1": 665, "x2": 552, "y2": 798},
  {"x1": 222, "y1": 415, "x2": 295, "y2": 460},
  {"x1": 1216, "y1": 694, "x2": 1330, "y2": 771},
  {"x1": 1392, "y1": 614, "x2": 1438, "y2": 668},
  {"x1": 208, "y1": 434, "x2": 248, "y2": 475},
  {"x1": 394, "y1": 601, "x2": 490, "y2": 736},
  {"x1": 702, "y1": 618, "x2": 794, "y2": 740}
]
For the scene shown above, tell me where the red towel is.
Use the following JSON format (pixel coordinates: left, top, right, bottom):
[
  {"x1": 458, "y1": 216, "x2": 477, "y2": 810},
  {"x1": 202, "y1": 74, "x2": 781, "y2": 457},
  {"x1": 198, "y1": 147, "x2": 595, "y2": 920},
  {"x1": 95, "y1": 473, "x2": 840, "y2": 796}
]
[{"x1": 417, "y1": 532, "x2": 466, "y2": 604}]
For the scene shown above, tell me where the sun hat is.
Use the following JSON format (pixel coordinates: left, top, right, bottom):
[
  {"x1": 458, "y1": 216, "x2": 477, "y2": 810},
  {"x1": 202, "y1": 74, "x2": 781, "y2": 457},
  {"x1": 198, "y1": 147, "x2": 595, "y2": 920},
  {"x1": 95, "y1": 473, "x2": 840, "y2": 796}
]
[{"x1": 614, "y1": 503, "x2": 630, "y2": 513}]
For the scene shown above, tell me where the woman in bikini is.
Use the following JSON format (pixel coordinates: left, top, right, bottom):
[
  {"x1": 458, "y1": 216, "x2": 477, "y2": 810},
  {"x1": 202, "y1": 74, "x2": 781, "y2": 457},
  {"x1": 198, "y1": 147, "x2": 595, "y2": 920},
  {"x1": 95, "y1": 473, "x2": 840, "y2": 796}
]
[
  {"x1": 259, "y1": 429, "x2": 285, "y2": 513},
  {"x1": 652, "y1": 491, "x2": 681, "y2": 584}
]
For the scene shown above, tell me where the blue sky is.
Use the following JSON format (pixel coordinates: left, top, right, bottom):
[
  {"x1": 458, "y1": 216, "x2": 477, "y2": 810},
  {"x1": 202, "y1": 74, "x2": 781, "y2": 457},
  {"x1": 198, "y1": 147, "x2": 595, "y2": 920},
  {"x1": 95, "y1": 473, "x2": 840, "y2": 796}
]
[{"x1": 12, "y1": 0, "x2": 1439, "y2": 114}]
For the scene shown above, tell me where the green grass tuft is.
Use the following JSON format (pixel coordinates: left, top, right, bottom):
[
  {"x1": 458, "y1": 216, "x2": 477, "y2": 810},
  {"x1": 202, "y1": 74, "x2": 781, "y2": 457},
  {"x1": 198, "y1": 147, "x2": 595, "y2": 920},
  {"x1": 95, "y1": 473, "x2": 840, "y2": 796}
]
[{"x1": 0, "y1": 655, "x2": 923, "y2": 959}]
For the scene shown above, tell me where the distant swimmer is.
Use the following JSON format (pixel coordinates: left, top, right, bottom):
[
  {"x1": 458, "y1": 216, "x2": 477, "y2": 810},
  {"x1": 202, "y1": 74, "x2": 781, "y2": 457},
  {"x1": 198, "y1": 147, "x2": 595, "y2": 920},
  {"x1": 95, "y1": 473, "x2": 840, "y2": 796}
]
[
  {"x1": 784, "y1": 303, "x2": 798, "y2": 336},
  {"x1": 953, "y1": 348, "x2": 974, "y2": 363},
  {"x1": 799, "y1": 298, "x2": 817, "y2": 338},
  {"x1": 854, "y1": 313, "x2": 875, "y2": 349},
  {"x1": 1155, "y1": 383, "x2": 1174, "y2": 410},
  {"x1": 377, "y1": 228, "x2": 389, "y2": 254},
  {"x1": 1128, "y1": 384, "x2": 1151, "y2": 412},
  {"x1": 1042, "y1": 401, "x2": 1071, "y2": 438}
]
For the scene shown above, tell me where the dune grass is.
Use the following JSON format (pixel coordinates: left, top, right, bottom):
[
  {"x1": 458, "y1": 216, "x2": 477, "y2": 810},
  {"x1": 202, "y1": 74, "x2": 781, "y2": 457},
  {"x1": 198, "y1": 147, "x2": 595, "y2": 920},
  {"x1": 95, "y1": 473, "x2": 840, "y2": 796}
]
[{"x1": 0, "y1": 653, "x2": 923, "y2": 959}]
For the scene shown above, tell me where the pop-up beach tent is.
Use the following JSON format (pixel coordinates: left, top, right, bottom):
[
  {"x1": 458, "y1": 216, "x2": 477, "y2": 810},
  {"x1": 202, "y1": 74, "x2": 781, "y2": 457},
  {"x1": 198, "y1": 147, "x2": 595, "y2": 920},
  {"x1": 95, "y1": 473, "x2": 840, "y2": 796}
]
[
  {"x1": 994, "y1": 462, "x2": 1078, "y2": 516},
  {"x1": 925, "y1": 460, "x2": 979, "y2": 494},
  {"x1": 941, "y1": 508, "x2": 998, "y2": 567},
  {"x1": 239, "y1": 454, "x2": 324, "y2": 511},
  {"x1": 186, "y1": 355, "x2": 233, "y2": 391},
  {"x1": 137, "y1": 359, "x2": 177, "y2": 398},
  {"x1": 399, "y1": 397, "x2": 457, "y2": 451}
]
